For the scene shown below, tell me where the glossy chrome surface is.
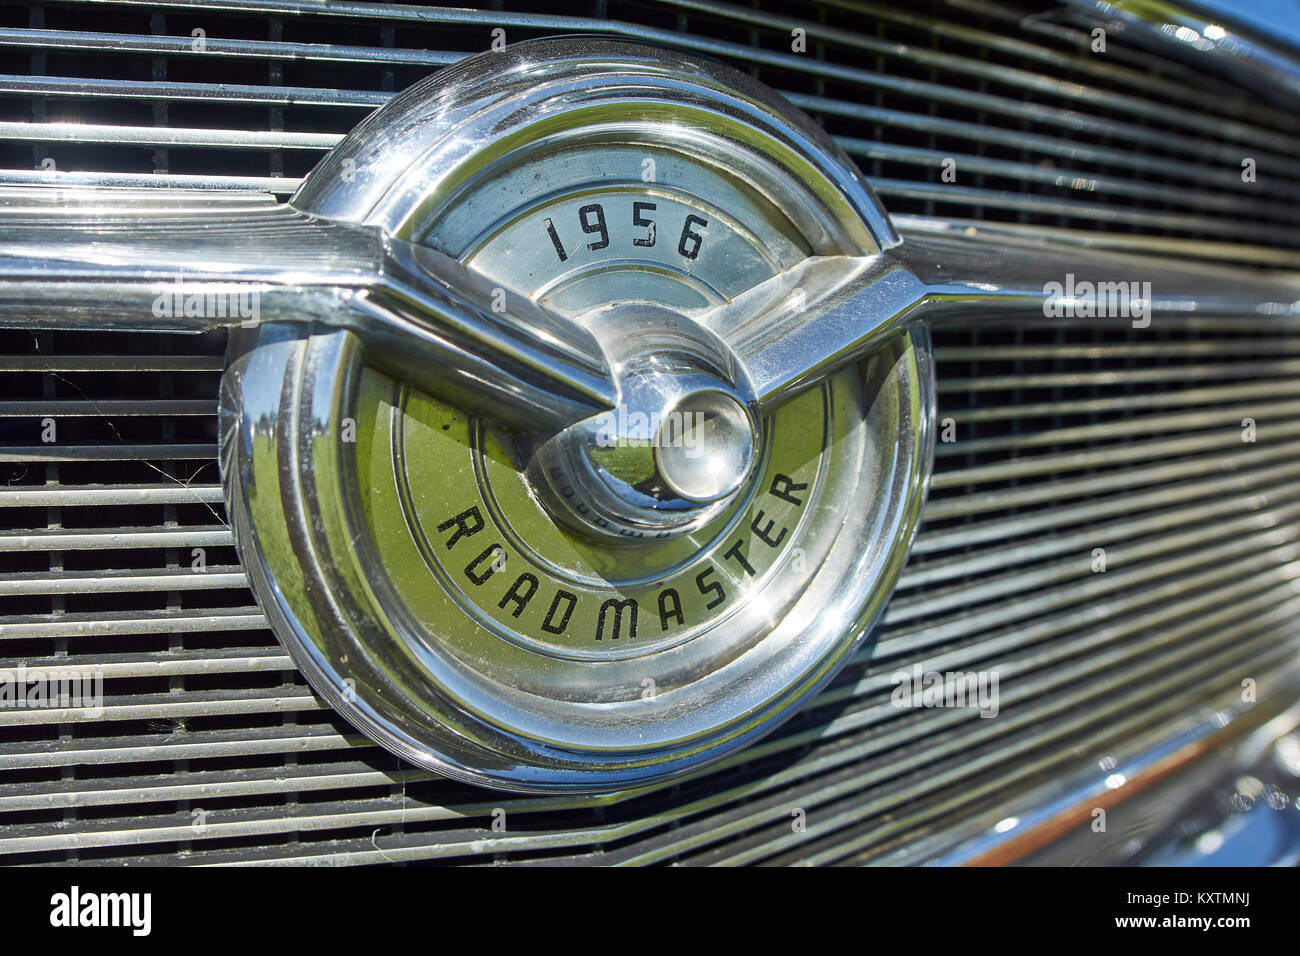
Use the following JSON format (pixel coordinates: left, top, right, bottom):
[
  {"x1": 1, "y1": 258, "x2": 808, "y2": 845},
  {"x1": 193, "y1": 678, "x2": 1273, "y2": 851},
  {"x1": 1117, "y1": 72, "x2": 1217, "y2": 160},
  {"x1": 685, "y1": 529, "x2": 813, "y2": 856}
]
[
  {"x1": 4, "y1": 314, "x2": 1300, "y2": 857},
  {"x1": 0, "y1": 1, "x2": 1298, "y2": 859},
  {"x1": 8, "y1": 0, "x2": 1300, "y2": 250},
  {"x1": 2, "y1": 36, "x2": 1298, "y2": 795},
  {"x1": 0, "y1": 188, "x2": 614, "y2": 433},
  {"x1": 222, "y1": 321, "x2": 932, "y2": 791},
  {"x1": 292, "y1": 38, "x2": 894, "y2": 250},
  {"x1": 1060, "y1": 0, "x2": 1300, "y2": 109},
  {"x1": 2, "y1": 195, "x2": 1297, "y2": 417},
  {"x1": 902, "y1": 689, "x2": 1300, "y2": 867},
  {"x1": 212, "y1": 39, "x2": 939, "y2": 791}
]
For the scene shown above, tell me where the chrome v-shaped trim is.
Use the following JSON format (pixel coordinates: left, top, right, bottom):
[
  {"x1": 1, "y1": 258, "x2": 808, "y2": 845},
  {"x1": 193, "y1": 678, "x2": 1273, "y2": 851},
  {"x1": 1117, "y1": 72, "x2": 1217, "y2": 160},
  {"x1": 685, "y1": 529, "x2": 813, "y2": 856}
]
[{"x1": 0, "y1": 184, "x2": 1295, "y2": 435}]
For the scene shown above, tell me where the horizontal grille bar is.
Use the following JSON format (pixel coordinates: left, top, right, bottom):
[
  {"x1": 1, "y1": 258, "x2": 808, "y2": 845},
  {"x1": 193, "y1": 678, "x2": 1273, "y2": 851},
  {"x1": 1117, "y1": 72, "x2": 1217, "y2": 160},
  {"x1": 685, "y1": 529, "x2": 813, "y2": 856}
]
[
  {"x1": 0, "y1": 0, "x2": 1293, "y2": 248},
  {"x1": 0, "y1": 526, "x2": 234, "y2": 552},
  {"x1": 0, "y1": 484, "x2": 224, "y2": 507},
  {"x1": 1, "y1": 0, "x2": 1298, "y2": 864},
  {"x1": 1, "y1": 313, "x2": 1296, "y2": 864}
]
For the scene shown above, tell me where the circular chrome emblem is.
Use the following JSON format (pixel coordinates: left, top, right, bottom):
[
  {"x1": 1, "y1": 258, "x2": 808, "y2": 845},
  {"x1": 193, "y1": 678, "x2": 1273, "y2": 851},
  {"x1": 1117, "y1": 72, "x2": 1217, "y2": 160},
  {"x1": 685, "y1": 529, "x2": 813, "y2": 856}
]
[{"x1": 221, "y1": 39, "x2": 933, "y2": 792}]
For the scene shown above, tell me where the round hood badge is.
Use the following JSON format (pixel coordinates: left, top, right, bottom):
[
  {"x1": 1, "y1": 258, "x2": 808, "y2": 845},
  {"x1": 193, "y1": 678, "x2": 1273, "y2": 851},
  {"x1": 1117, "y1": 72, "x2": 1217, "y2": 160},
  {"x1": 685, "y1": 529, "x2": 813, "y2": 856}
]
[{"x1": 220, "y1": 38, "x2": 933, "y2": 793}]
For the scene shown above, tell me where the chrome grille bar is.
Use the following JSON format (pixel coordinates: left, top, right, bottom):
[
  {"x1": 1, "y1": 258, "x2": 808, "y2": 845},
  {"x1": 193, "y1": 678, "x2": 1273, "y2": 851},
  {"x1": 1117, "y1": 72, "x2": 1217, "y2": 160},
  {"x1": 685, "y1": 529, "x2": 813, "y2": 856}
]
[
  {"x1": 2, "y1": 308, "x2": 1297, "y2": 863},
  {"x1": 0, "y1": 0, "x2": 1296, "y2": 865},
  {"x1": 0, "y1": 0, "x2": 1293, "y2": 247}
]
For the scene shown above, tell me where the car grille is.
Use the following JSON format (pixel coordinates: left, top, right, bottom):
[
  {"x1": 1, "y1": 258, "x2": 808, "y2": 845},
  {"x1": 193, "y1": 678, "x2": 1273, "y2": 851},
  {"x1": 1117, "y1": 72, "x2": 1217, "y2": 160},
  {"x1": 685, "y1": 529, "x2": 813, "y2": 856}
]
[
  {"x1": 1, "y1": 0, "x2": 1298, "y2": 250},
  {"x1": 0, "y1": 0, "x2": 1298, "y2": 865}
]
